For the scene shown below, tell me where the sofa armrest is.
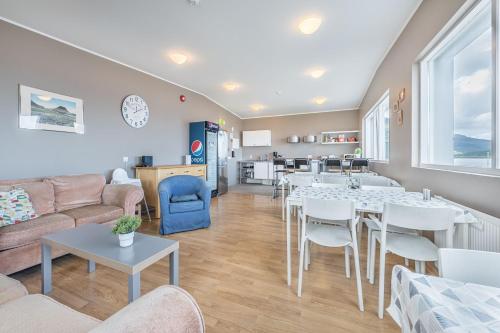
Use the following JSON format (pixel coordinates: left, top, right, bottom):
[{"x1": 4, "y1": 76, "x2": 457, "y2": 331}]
[
  {"x1": 89, "y1": 285, "x2": 204, "y2": 333},
  {"x1": 0, "y1": 274, "x2": 28, "y2": 305},
  {"x1": 198, "y1": 184, "x2": 211, "y2": 210},
  {"x1": 102, "y1": 184, "x2": 144, "y2": 216}
]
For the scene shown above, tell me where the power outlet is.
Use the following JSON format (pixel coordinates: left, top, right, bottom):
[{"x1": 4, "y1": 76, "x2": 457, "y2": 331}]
[{"x1": 122, "y1": 156, "x2": 129, "y2": 163}]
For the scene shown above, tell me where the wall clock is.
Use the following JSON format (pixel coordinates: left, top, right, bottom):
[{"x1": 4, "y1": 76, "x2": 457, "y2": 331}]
[{"x1": 121, "y1": 94, "x2": 149, "y2": 128}]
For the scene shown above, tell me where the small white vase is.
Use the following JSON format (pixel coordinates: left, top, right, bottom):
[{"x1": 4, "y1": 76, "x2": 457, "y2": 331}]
[{"x1": 118, "y1": 231, "x2": 135, "y2": 247}]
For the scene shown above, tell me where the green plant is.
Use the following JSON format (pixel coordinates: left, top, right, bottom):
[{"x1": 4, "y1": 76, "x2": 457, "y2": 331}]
[
  {"x1": 112, "y1": 215, "x2": 142, "y2": 235},
  {"x1": 354, "y1": 147, "x2": 362, "y2": 155}
]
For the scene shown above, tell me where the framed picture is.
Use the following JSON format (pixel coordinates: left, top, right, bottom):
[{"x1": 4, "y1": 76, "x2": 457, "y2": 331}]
[{"x1": 19, "y1": 85, "x2": 84, "y2": 134}]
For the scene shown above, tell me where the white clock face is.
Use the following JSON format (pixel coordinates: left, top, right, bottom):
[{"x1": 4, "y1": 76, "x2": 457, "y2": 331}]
[{"x1": 122, "y1": 95, "x2": 149, "y2": 128}]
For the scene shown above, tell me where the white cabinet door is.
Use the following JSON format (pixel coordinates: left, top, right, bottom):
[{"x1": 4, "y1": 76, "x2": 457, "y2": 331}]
[
  {"x1": 242, "y1": 130, "x2": 272, "y2": 147},
  {"x1": 254, "y1": 162, "x2": 268, "y2": 179},
  {"x1": 267, "y1": 162, "x2": 274, "y2": 180}
]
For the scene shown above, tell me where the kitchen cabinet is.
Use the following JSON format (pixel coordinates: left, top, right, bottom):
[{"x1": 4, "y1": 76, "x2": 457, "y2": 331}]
[
  {"x1": 254, "y1": 161, "x2": 269, "y2": 180},
  {"x1": 242, "y1": 130, "x2": 272, "y2": 147}
]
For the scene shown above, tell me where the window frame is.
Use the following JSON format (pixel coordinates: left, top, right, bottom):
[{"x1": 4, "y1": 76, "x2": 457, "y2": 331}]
[
  {"x1": 413, "y1": 0, "x2": 499, "y2": 177},
  {"x1": 362, "y1": 90, "x2": 390, "y2": 163}
]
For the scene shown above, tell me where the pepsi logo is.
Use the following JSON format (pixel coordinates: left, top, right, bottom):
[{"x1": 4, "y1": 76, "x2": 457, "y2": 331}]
[{"x1": 191, "y1": 140, "x2": 203, "y2": 157}]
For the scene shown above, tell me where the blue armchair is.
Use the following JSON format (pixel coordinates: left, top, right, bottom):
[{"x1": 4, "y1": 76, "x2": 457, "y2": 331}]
[{"x1": 158, "y1": 175, "x2": 211, "y2": 234}]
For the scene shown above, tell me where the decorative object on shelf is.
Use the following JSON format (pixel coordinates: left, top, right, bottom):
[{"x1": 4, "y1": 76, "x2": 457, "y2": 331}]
[
  {"x1": 19, "y1": 85, "x2": 84, "y2": 134},
  {"x1": 393, "y1": 88, "x2": 405, "y2": 127},
  {"x1": 354, "y1": 147, "x2": 363, "y2": 158},
  {"x1": 320, "y1": 130, "x2": 359, "y2": 144},
  {"x1": 287, "y1": 135, "x2": 300, "y2": 143},
  {"x1": 121, "y1": 95, "x2": 149, "y2": 128},
  {"x1": 302, "y1": 135, "x2": 317, "y2": 143},
  {"x1": 180, "y1": 94, "x2": 186, "y2": 102},
  {"x1": 112, "y1": 215, "x2": 142, "y2": 247}
]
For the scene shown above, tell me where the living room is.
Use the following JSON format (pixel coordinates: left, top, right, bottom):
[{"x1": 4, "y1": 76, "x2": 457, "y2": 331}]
[{"x1": 1, "y1": 1, "x2": 500, "y2": 332}]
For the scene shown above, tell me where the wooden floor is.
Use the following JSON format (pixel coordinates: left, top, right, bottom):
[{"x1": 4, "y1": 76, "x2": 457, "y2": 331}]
[{"x1": 12, "y1": 192, "x2": 417, "y2": 332}]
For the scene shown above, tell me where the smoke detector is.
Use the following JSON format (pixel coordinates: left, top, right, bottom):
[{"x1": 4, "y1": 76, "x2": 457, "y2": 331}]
[{"x1": 187, "y1": 0, "x2": 200, "y2": 6}]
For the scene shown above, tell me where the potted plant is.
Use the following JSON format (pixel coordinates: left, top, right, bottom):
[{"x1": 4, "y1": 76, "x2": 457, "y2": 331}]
[{"x1": 112, "y1": 215, "x2": 142, "y2": 247}]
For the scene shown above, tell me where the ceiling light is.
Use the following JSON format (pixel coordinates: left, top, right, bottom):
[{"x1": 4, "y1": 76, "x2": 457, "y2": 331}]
[
  {"x1": 223, "y1": 82, "x2": 240, "y2": 91},
  {"x1": 299, "y1": 17, "x2": 322, "y2": 35},
  {"x1": 250, "y1": 104, "x2": 265, "y2": 112},
  {"x1": 38, "y1": 95, "x2": 52, "y2": 102},
  {"x1": 169, "y1": 52, "x2": 188, "y2": 65},
  {"x1": 308, "y1": 68, "x2": 326, "y2": 78},
  {"x1": 313, "y1": 96, "x2": 327, "y2": 105}
]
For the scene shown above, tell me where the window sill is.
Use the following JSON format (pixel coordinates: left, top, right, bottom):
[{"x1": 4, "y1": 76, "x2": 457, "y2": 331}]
[
  {"x1": 369, "y1": 160, "x2": 389, "y2": 165},
  {"x1": 414, "y1": 164, "x2": 500, "y2": 178}
]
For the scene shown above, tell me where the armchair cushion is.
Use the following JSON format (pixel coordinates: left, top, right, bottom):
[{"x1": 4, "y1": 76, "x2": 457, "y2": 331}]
[
  {"x1": 171, "y1": 194, "x2": 199, "y2": 203},
  {"x1": 169, "y1": 200, "x2": 204, "y2": 214},
  {"x1": 102, "y1": 184, "x2": 144, "y2": 216},
  {"x1": 0, "y1": 274, "x2": 27, "y2": 305}
]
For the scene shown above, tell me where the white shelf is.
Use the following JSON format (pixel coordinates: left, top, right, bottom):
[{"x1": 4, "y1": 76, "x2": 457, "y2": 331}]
[
  {"x1": 321, "y1": 130, "x2": 360, "y2": 135},
  {"x1": 321, "y1": 141, "x2": 359, "y2": 145}
]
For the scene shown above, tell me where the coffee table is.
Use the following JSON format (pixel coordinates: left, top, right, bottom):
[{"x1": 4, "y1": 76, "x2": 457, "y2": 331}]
[{"x1": 41, "y1": 223, "x2": 179, "y2": 303}]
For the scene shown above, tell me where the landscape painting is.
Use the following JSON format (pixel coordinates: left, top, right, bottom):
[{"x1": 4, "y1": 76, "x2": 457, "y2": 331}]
[{"x1": 19, "y1": 85, "x2": 84, "y2": 134}]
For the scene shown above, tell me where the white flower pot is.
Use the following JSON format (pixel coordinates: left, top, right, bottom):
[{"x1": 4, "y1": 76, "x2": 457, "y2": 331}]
[{"x1": 118, "y1": 231, "x2": 135, "y2": 247}]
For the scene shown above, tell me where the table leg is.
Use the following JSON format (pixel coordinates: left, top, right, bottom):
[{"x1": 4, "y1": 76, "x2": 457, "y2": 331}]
[
  {"x1": 169, "y1": 249, "x2": 179, "y2": 286},
  {"x1": 282, "y1": 182, "x2": 285, "y2": 221},
  {"x1": 41, "y1": 242, "x2": 52, "y2": 294},
  {"x1": 128, "y1": 272, "x2": 140, "y2": 303},
  {"x1": 463, "y1": 224, "x2": 470, "y2": 249},
  {"x1": 286, "y1": 199, "x2": 291, "y2": 286},
  {"x1": 88, "y1": 260, "x2": 95, "y2": 273}
]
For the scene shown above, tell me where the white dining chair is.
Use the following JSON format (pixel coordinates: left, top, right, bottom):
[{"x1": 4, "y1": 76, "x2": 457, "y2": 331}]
[
  {"x1": 359, "y1": 176, "x2": 393, "y2": 187},
  {"x1": 297, "y1": 198, "x2": 364, "y2": 312},
  {"x1": 320, "y1": 174, "x2": 347, "y2": 185},
  {"x1": 370, "y1": 203, "x2": 455, "y2": 318},
  {"x1": 438, "y1": 248, "x2": 500, "y2": 288},
  {"x1": 360, "y1": 186, "x2": 414, "y2": 279},
  {"x1": 288, "y1": 173, "x2": 314, "y2": 249},
  {"x1": 111, "y1": 168, "x2": 151, "y2": 222}
]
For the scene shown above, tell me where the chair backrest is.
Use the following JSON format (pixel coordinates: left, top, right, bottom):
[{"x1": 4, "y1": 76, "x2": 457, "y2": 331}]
[
  {"x1": 312, "y1": 182, "x2": 344, "y2": 189},
  {"x1": 361, "y1": 185, "x2": 405, "y2": 192},
  {"x1": 158, "y1": 175, "x2": 206, "y2": 197},
  {"x1": 438, "y1": 249, "x2": 500, "y2": 288},
  {"x1": 303, "y1": 197, "x2": 355, "y2": 222},
  {"x1": 320, "y1": 174, "x2": 347, "y2": 185},
  {"x1": 382, "y1": 203, "x2": 455, "y2": 232},
  {"x1": 288, "y1": 173, "x2": 313, "y2": 187},
  {"x1": 325, "y1": 159, "x2": 342, "y2": 167},
  {"x1": 294, "y1": 158, "x2": 309, "y2": 170},
  {"x1": 273, "y1": 158, "x2": 286, "y2": 166},
  {"x1": 351, "y1": 159, "x2": 369, "y2": 167},
  {"x1": 360, "y1": 176, "x2": 392, "y2": 187},
  {"x1": 112, "y1": 168, "x2": 129, "y2": 182}
]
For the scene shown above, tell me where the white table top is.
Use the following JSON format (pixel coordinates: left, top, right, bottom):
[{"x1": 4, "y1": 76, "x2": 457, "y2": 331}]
[{"x1": 287, "y1": 186, "x2": 477, "y2": 223}]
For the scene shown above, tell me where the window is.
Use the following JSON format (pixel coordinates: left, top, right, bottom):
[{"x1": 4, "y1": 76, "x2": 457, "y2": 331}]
[
  {"x1": 363, "y1": 91, "x2": 390, "y2": 161},
  {"x1": 416, "y1": 0, "x2": 498, "y2": 174}
]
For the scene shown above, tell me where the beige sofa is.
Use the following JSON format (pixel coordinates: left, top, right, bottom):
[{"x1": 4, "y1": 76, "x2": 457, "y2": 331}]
[
  {"x1": 0, "y1": 273, "x2": 205, "y2": 333},
  {"x1": 0, "y1": 174, "x2": 144, "y2": 275}
]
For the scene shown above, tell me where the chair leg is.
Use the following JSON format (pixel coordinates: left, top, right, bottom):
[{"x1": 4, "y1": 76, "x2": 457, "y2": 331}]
[
  {"x1": 297, "y1": 213, "x2": 301, "y2": 252},
  {"x1": 378, "y1": 242, "x2": 387, "y2": 319},
  {"x1": 305, "y1": 239, "x2": 310, "y2": 271},
  {"x1": 415, "y1": 261, "x2": 420, "y2": 274},
  {"x1": 420, "y1": 261, "x2": 426, "y2": 274},
  {"x1": 297, "y1": 237, "x2": 306, "y2": 297},
  {"x1": 143, "y1": 196, "x2": 152, "y2": 222},
  {"x1": 344, "y1": 246, "x2": 351, "y2": 278},
  {"x1": 366, "y1": 228, "x2": 372, "y2": 279},
  {"x1": 369, "y1": 234, "x2": 377, "y2": 284},
  {"x1": 351, "y1": 243, "x2": 364, "y2": 312},
  {"x1": 404, "y1": 258, "x2": 409, "y2": 267}
]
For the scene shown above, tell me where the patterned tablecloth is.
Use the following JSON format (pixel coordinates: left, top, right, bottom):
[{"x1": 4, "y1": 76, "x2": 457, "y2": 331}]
[
  {"x1": 389, "y1": 265, "x2": 500, "y2": 333},
  {"x1": 288, "y1": 186, "x2": 476, "y2": 222}
]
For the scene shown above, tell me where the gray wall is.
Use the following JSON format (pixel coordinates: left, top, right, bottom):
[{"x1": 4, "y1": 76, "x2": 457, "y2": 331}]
[
  {"x1": 242, "y1": 110, "x2": 360, "y2": 159},
  {"x1": 359, "y1": 0, "x2": 500, "y2": 217},
  {"x1": 0, "y1": 21, "x2": 242, "y2": 185}
]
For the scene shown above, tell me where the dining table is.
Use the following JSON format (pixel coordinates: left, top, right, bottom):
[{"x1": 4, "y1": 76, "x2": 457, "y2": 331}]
[
  {"x1": 388, "y1": 265, "x2": 500, "y2": 332},
  {"x1": 284, "y1": 186, "x2": 478, "y2": 286}
]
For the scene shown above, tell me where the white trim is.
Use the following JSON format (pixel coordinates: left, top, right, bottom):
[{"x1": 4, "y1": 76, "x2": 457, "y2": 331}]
[
  {"x1": 358, "y1": 0, "x2": 423, "y2": 109},
  {"x1": 415, "y1": 164, "x2": 500, "y2": 178},
  {"x1": 0, "y1": 16, "x2": 243, "y2": 120},
  {"x1": 240, "y1": 107, "x2": 359, "y2": 120}
]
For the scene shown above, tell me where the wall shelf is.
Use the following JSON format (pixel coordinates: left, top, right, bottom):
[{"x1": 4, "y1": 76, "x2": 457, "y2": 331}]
[{"x1": 320, "y1": 130, "x2": 360, "y2": 145}]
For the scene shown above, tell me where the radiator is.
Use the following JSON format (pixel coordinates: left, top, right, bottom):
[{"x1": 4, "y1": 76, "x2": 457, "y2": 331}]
[{"x1": 433, "y1": 196, "x2": 500, "y2": 252}]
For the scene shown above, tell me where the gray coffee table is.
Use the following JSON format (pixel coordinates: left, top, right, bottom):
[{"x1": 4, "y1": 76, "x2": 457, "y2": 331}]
[{"x1": 41, "y1": 223, "x2": 179, "y2": 303}]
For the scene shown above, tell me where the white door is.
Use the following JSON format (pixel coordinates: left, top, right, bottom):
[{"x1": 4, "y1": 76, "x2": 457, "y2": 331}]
[{"x1": 254, "y1": 162, "x2": 268, "y2": 179}]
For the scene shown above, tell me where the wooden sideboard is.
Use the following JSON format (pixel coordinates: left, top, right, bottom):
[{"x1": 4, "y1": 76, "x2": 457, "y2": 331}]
[{"x1": 135, "y1": 164, "x2": 207, "y2": 218}]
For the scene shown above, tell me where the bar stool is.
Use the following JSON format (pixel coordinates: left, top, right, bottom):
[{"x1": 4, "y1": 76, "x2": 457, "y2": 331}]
[{"x1": 272, "y1": 159, "x2": 288, "y2": 199}]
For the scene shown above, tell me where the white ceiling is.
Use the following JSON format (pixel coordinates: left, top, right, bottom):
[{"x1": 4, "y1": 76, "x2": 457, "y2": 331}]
[{"x1": 0, "y1": 0, "x2": 421, "y2": 118}]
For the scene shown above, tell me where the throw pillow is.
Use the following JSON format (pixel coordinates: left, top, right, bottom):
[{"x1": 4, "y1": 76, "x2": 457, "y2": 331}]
[
  {"x1": 171, "y1": 194, "x2": 199, "y2": 203},
  {"x1": 0, "y1": 188, "x2": 37, "y2": 227}
]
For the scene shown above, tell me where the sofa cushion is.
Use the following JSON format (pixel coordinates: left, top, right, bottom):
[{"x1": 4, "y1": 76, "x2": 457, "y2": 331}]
[
  {"x1": 0, "y1": 181, "x2": 55, "y2": 216},
  {"x1": 169, "y1": 200, "x2": 204, "y2": 214},
  {"x1": 171, "y1": 194, "x2": 199, "y2": 203},
  {"x1": 0, "y1": 274, "x2": 28, "y2": 305},
  {"x1": 48, "y1": 174, "x2": 106, "y2": 212},
  {"x1": 0, "y1": 213, "x2": 74, "y2": 251},
  {"x1": 0, "y1": 294, "x2": 101, "y2": 333},
  {"x1": 62, "y1": 204, "x2": 123, "y2": 227}
]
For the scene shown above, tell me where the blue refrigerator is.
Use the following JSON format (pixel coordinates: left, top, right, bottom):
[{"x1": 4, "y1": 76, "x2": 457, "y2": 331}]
[{"x1": 189, "y1": 121, "x2": 219, "y2": 197}]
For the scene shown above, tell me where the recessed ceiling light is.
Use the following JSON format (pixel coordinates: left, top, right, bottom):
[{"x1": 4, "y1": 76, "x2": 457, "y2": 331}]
[
  {"x1": 223, "y1": 82, "x2": 240, "y2": 91},
  {"x1": 169, "y1": 52, "x2": 188, "y2": 65},
  {"x1": 299, "y1": 17, "x2": 322, "y2": 35},
  {"x1": 313, "y1": 96, "x2": 327, "y2": 105},
  {"x1": 308, "y1": 68, "x2": 326, "y2": 78},
  {"x1": 250, "y1": 104, "x2": 265, "y2": 112}
]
